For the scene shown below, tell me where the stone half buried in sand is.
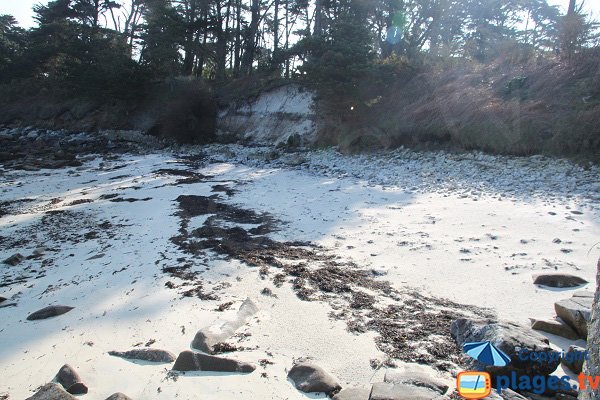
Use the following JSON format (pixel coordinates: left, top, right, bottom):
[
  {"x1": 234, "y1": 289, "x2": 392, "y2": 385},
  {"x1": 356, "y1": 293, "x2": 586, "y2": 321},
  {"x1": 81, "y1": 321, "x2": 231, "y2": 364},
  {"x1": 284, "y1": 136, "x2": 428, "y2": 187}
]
[
  {"x1": 26, "y1": 305, "x2": 74, "y2": 321},
  {"x1": 25, "y1": 383, "x2": 77, "y2": 400},
  {"x1": 108, "y1": 348, "x2": 176, "y2": 363},
  {"x1": 172, "y1": 350, "x2": 256, "y2": 373},
  {"x1": 287, "y1": 362, "x2": 342, "y2": 395},
  {"x1": 450, "y1": 318, "x2": 560, "y2": 378},
  {"x1": 532, "y1": 273, "x2": 588, "y2": 288}
]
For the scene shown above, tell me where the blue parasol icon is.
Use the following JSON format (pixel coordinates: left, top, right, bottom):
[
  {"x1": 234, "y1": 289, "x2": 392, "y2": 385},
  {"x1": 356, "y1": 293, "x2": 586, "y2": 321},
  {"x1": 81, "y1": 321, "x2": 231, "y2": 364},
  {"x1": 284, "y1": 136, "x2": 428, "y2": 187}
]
[{"x1": 463, "y1": 341, "x2": 511, "y2": 366}]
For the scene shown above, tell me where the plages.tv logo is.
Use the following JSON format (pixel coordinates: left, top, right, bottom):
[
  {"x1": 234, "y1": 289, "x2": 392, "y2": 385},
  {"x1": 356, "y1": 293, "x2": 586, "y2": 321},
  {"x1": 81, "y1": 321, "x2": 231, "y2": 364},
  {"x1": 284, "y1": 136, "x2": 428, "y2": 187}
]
[{"x1": 456, "y1": 341, "x2": 511, "y2": 399}]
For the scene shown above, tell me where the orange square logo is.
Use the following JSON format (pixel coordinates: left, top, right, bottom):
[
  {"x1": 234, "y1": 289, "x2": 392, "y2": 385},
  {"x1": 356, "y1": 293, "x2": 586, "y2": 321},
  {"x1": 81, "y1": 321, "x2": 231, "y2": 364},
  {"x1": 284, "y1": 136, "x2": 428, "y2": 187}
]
[{"x1": 456, "y1": 371, "x2": 492, "y2": 399}]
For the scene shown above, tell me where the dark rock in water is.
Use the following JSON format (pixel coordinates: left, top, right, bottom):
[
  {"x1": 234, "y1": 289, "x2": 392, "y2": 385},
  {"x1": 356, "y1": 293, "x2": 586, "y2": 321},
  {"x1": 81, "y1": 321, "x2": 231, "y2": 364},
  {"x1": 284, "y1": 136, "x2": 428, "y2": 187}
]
[
  {"x1": 108, "y1": 348, "x2": 176, "y2": 363},
  {"x1": 450, "y1": 318, "x2": 560, "y2": 378},
  {"x1": 533, "y1": 274, "x2": 588, "y2": 288},
  {"x1": 554, "y1": 295, "x2": 592, "y2": 339},
  {"x1": 287, "y1": 362, "x2": 341, "y2": 394},
  {"x1": 332, "y1": 387, "x2": 370, "y2": 400},
  {"x1": 55, "y1": 364, "x2": 88, "y2": 395},
  {"x1": 0, "y1": 296, "x2": 6, "y2": 303},
  {"x1": 369, "y1": 382, "x2": 441, "y2": 400},
  {"x1": 25, "y1": 383, "x2": 77, "y2": 400},
  {"x1": 562, "y1": 345, "x2": 587, "y2": 374},
  {"x1": 530, "y1": 318, "x2": 579, "y2": 340},
  {"x1": 3, "y1": 253, "x2": 24, "y2": 266},
  {"x1": 172, "y1": 350, "x2": 255, "y2": 373},
  {"x1": 384, "y1": 366, "x2": 449, "y2": 394},
  {"x1": 105, "y1": 393, "x2": 133, "y2": 400},
  {"x1": 27, "y1": 305, "x2": 74, "y2": 320}
]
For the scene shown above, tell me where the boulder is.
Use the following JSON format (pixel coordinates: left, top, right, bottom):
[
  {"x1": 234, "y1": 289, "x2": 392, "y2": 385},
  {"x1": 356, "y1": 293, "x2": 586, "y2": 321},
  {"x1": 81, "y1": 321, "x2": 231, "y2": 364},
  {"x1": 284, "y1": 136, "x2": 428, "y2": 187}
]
[
  {"x1": 0, "y1": 296, "x2": 6, "y2": 303},
  {"x1": 450, "y1": 318, "x2": 560, "y2": 377},
  {"x1": 27, "y1": 305, "x2": 74, "y2": 321},
  {"x1": 3, "y1": 253, "x2": 24, "y2": 266},
  {"x1": 530, "y1": 318, "x2": 579, "y2": 340},
  {"x1": 25, "y1": 383, "x2": 77, "y2": 400},
  {"x1": 55, "y1": 364, "x2": 88, "y2": 395},
  {"x1": 554, "y1": 296, "x2": 592, "y2": 339},
  {"x1": 561, "y1": 345, "x2": 586, "y2": 374},
  {"x1": 332, "y1": 387, "x2": 371, "y2": 400},
  {"x1": 105, "y1": 393, "x2": 133, "y2": 400},
  {"x1": 108, "y1": 348, "x2": 176, "y2": 363},
  {"x1": 383, "y1": 364, "x2": 450, "y2": 395},
  {"x1": 369, "y1": 382, "x2": 442, "y2": 400},
  {"x1": 191, "y1": 298, "x2": 258, "y2": 353},
  {"x1": 533, "y1": 274, "x2": 588, "y2": 288},
  {"x1": 573, "y1": 290, "x2": 594, "y2": 298},
  {"x1": 172, "y1": 350, "x2": 255, "y2": 373},
  {"x1": 287, "y1": 362, "x2": 342, "y2": 394},
  {"x1": 579, "y1": 258, "x2": 600, "y2": 400}
]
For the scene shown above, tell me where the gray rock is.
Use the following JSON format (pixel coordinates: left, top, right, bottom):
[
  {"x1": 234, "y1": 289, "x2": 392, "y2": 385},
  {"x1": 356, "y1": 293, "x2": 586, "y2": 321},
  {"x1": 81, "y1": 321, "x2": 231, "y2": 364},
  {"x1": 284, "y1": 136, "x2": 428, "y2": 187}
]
[
  {"x1": 384, "y1": 366, "x2": 449, "y2": 394},
  {"x1": 450, "y1": 318, "x2": 560, "y2": 377},
  {"x1": 191, "y1": 298, "x2": 258, "y2": 353},
  {"x1": 369, "y1": 382, "x2": 441, "y2": 400},
  {"x1": 105, "y1": 393, "x2": 133, "y2": 400},
  {"x1": 530, "y1": 318, "x2": 579, "y2": 340},
  {"x1": 55, "y1": 364, "x2": 88, "y2": 395},
  {"x1": 554, "y1": 296, "x2": 592, "y2": 339},
  {"x1": 579, "y1": 257, "x2": 600, "y2": 400},
  {"x1": 533, "y1": 274, "x2": 588, "y2": 288},
  {"x1": 573, "y1": 290, "x2": 594, "y2": 298},
  {"x1": 3, "y1": 253, "x2": 24, "y2": 266},
  {"x1": 333, "y1": 387, "x2": 371, "y2": 400},
  {"x1": 172, "y1": 350, "x2": 255, "y2": 373},
  {"x1": 27, "y1": 305, "x2": 74, "y2": 321},
  {"x1": 287, "y1": 362, "x2": 342, "y2": 394},
  {"x1": 562, "y1": 345, "x2": 586, "y2": 374},
  {"x1": 25, "y1": 383, "x2": 77, "y2": 400},
  {"x1": 108, "y1": 348, "x2": 176, "y2": 363}
]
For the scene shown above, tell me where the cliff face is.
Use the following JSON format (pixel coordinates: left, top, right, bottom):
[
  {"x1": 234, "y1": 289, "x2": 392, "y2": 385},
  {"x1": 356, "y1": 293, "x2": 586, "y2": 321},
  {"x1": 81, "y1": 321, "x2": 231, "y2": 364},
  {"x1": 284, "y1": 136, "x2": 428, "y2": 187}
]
[{"x1": 579, "y1": 258, "x2": 600, "y2": 400}]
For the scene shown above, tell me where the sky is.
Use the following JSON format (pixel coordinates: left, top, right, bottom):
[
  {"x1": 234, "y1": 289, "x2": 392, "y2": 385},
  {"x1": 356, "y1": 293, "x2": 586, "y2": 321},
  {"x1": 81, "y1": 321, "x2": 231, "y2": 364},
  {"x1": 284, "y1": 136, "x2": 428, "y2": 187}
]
[{"x1": 0, "y1": 0, "x2": 599, "y2": 28}]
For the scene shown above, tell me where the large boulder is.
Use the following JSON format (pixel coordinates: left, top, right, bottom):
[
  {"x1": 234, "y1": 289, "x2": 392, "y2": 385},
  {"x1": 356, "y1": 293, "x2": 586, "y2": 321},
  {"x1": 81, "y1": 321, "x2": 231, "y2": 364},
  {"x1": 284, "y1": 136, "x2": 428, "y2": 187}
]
[
  {"x1": 533, "y1": 274, "x2": 588, "y2": 288},
  {"x1": 555, "y1": 295, "x2": 592, "y2": 339},
  {"x1": 450, "y1": 318, "x2": 560, "y2": 378},
  {"x1": 25, "y1": 383, "x2": 77, "y2": 400},
  {"x1": 287, "y1": 362, "x2": 342, "y2": 394},
  {"x1": 530, "y1": 318, "x2": 579, "y2": 340},
  {"x1": 172, "y1": 350, "x2": 255, "y2": 373}
]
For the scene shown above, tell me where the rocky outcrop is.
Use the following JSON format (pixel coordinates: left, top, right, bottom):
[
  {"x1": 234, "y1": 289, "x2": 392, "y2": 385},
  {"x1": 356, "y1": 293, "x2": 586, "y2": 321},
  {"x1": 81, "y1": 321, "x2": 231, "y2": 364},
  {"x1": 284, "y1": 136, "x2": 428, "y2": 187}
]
[
  {"x1": 578, "y1": 258, "x2": 600, "y2": 400},
  {"x1": 450, "y1": 318, "x2": 560, "y2": 377}
]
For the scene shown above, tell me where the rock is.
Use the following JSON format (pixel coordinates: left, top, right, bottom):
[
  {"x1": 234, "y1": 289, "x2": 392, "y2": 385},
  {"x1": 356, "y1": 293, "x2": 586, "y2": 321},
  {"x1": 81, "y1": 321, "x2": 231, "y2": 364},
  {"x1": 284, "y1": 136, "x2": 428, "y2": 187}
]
[
  {"x1": 27, "y1": 305, "x2": 74, "y2": 320},
  {"x1": 25, "y1": 383, "x2": 77, "y2": 400},
  {"x1": 530, "y1": 318, "x2": 579, "y2": 340},
  {"x1": 3, "y1": 253, "x2": 24, "y2": 266},
  {"x1": 55, "y1": 364, "x2": 88, "y2": 395},
  {"x1": 191, "y1": 298, "x2": 258, "y2": 353},
  {"x1": 287, "y1": 362, "x2": 342, "y2": 394},
  {"x1": 533, "y1": 274, "x2": 588, "y2": 288},
  {"x1": 383, "y1": 364, "x2": 449, "y2": 395},
  {"x1": 578, "y1": 257, "x2": 600, "y2": 400},
  {"x1": 0, "y1": 296, "x2": 6, "y2": 303},
  {"x1": 450, "y1": 318, "x2": 560, "y2": 377},
  {"x1": 573, "y1": 290, "x2": 594, "y2": 298},
  {"x1": 332, "y1": 387, "x2": 371, "y2": 400},
  {"x1": 105, "y1": 393, "x2": 133, "y2": 400},
  {"x1": 369, "y1": 382, "x2": 442, "y2": 400},
  {"x1": 172, "y1": 350, "x2": 255, "y2": 373},
  {"x1": 108, "y1": 348, "x2": 176, "y2": 363},
  {"x1": 554, "y1": 295, "x2": 592, "y2": 339},
  {"x1": 561, "y1": 345, "x2": 586, "y2": 374}
]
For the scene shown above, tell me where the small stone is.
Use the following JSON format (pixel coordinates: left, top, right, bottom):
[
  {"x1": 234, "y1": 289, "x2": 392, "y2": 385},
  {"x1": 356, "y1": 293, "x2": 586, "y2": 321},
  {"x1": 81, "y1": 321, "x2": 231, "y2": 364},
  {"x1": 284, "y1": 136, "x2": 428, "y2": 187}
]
[
  {"x1": 105, "y1": 393, "x2": 133, "y2": 400},
  {"x1": 55, "y1": 364, "x2": 88, "y2": 395},
  {"x1": 287, "y1": 362, "x2": 341, "y2": 394},
  {"x1": 0, "y1": 296, "x2": 6, "y2": 303},
  {"x1": 3, "y1": 253, "x2": 25, "y2": 266},
  {"x1": 108, "y1": 348, "x2": 176, "y2": 363},
  {"x1": 27, "y1": 305, "x2": 74, "y2": 321},
  {"x1": 533, "y1": 273, "x2": 588, "y2": 288},
  {"x1": 530, "y1": 318, "x2": 579, "y2": 340},
  {"x1": 25, "y1": 383, "x2": 77, "y2": 400},
  {"x1": 172, "y1": 350, "x2": 255, "y2": 373}
]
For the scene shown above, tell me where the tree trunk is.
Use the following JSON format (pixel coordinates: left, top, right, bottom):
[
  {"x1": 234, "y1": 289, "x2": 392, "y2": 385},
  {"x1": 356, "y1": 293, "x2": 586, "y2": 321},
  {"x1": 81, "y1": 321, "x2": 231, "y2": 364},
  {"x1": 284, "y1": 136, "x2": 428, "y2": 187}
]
[{"x1": 241, "y1": 0, "x2": 260, "y2": 75}]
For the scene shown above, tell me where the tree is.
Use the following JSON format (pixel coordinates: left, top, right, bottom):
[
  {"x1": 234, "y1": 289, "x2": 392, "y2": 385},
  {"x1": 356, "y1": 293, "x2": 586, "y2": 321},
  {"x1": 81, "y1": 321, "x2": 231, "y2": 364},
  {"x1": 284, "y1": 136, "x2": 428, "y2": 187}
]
[{"x1": 0, "y1": 15, "x2": 27, "y2": 82}]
